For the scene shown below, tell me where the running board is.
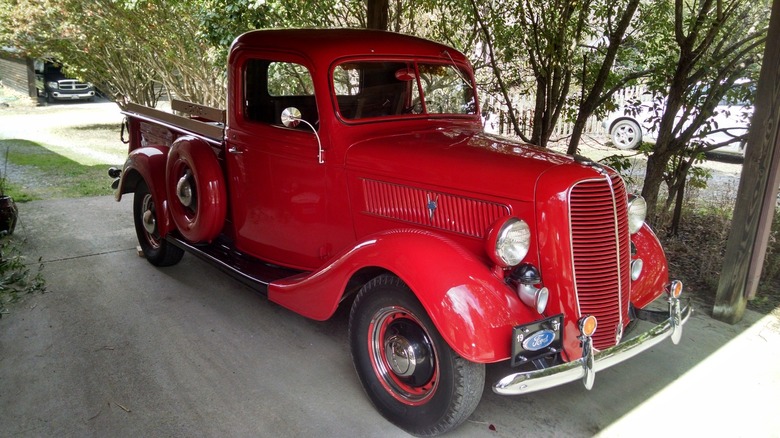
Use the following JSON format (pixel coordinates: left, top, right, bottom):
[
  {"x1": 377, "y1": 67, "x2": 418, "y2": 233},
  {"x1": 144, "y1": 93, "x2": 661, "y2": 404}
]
[{"x1": 166, "y1": 235, "x2": 303, "y2": 294}]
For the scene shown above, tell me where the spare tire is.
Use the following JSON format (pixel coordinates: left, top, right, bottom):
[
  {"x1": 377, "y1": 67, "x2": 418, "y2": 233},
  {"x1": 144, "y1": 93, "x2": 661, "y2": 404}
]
[{"x1": 166, "y1": 136, "x2": 226, "y2": 243}]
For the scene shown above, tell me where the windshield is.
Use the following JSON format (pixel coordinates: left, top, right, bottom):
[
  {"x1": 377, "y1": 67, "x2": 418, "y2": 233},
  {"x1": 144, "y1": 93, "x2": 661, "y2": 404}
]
[{"x1": 332, "y1": 60, "x2": 476, "y2": 121}]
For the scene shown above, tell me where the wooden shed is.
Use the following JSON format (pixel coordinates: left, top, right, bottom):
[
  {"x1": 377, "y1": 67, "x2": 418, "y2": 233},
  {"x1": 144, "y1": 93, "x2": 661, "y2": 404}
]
[{"x1": 0, "y1": 49, "x2": 37, "y2": 97}]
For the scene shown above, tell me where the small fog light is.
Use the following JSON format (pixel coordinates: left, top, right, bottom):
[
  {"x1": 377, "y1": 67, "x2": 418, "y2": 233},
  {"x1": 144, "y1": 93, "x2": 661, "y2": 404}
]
[
  {"x1": 630, "y1": 258, "x2": 643, "y2": 280},
  {"x1": 579, "y1": 315, "x2": 597, "y2": 337},
  {"x1": 668, "y1": 280, "x2": 683, "y2": 299}
]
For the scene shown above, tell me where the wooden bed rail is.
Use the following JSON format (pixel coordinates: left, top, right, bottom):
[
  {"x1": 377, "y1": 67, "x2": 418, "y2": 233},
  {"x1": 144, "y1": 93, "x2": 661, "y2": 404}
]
[{"x1": 123, "y1": 101, "x2": 225, "y2": 141}]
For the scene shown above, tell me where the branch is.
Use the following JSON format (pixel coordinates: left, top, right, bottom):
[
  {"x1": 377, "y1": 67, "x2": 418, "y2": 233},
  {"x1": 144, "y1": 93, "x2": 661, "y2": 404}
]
[{"x1": 469, "y1": 0, "x2": 529, "y2": 142}]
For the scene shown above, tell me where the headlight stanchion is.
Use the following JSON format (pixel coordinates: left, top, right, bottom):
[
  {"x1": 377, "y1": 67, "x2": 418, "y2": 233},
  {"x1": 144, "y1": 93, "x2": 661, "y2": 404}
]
[
  {"x1": 578, "y1": 315, "x2": 597, "y2": 389},
  {"x1": 627, "y1": 195, "x2": 647, "y2": 234}
]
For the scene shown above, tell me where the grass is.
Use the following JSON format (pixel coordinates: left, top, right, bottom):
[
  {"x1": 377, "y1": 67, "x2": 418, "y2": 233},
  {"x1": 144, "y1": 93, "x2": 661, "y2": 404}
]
[{"x1": 2, "y1": 138, "x2": 116, "y2": 201}]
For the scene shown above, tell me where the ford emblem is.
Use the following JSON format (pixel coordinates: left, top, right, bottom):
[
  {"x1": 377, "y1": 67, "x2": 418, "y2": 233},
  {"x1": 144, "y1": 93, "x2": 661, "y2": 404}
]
[{"x1": 522, "y1": 329, "x2": 555, "y2": 352}]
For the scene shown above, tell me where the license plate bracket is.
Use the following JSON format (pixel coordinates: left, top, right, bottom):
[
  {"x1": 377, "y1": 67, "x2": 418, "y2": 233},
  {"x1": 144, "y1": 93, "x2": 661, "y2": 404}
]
[{"x1": 510, "y1": 314, "x2": 564, "y2": 367}]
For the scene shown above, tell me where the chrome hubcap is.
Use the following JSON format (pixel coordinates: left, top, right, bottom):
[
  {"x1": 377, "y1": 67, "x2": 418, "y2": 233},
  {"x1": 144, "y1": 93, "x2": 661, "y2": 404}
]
[
  {"x1": 141, "y1": 194, "x2": 156, "y2": 235},
  {"x1": 369, "y1": 306, "x2": 438, "y2": 404},
  {"x1": 384, "y1": 334, "x2": 417, "y2": 377},
  {"x1": 176, "y1": 170, "x2": 194, "y2": 207}
]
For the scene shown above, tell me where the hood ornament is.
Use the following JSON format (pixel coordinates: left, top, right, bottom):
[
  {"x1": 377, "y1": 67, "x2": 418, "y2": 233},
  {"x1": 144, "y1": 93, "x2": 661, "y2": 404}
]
[
  {"x1": 426, "y1": 193, "x2": 439, "y2": 223},
  {"x1": 574, "y1": 154, "x2": 608, "y2": 175}
]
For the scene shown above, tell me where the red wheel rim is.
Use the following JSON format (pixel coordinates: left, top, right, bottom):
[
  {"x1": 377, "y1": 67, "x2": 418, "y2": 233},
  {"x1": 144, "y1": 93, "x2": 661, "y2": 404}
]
[
  {"x1": 140, "y1": 192, "x2": 162, "y2": 249},
  {"x1": 367, "y1": 306, "x2": 439, "y2": 405}
]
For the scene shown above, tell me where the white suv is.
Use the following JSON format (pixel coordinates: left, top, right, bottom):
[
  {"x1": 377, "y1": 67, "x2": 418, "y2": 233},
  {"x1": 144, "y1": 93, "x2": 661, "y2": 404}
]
[{"x1": 603, "y1": 84, "x2": 752, "y2": 158}]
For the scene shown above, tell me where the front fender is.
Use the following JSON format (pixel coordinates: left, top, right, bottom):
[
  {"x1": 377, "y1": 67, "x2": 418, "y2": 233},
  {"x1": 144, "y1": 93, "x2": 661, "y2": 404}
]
[
  {"x1": 117, "y1": 146, "x2": 173, "y2": 237},
  {"x1": 631, "y1": 223, "x2": 670, "y2": 309},
  {"x1": 268, "y1": 229, "x2": 536, "y2": 363}
]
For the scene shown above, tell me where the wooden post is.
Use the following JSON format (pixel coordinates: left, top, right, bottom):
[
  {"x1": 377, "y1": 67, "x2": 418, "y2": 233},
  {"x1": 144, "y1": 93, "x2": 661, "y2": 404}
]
[
  {"x1": 25, "y1": 57, "x2": 37, "y2": 98},
  {"x1": 713, "y1": 0, "x2": 780, "y2": 323}
]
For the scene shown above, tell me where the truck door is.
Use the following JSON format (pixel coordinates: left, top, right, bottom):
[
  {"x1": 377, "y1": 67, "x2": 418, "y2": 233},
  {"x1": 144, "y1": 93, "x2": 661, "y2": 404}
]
[{"x1": 224, "y1": 55, "x2": 329, "y2": 270}]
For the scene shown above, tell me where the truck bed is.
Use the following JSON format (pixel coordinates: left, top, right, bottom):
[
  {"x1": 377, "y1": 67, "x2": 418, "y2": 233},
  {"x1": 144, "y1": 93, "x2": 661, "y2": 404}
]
[{"x1": 123, "y1": 100, "x2": 226, "y2": 142}]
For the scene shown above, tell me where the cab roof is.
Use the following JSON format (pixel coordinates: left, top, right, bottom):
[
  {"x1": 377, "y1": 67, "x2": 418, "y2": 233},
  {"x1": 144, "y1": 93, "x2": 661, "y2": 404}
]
[{"x1": 230, "y1": 28, "x2": 470, "y2": 65}]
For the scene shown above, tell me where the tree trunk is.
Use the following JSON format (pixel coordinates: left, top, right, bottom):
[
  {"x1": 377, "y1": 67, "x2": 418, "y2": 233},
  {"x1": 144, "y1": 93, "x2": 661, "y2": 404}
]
[
  {"x1": 566, "y1": 0, "x2": 642, "y2": 156},
  {"x1": 668, "y1": 159, "x2": 692, "y2": 235},
  {"x1": 640, "y1": 151, "x2": 671, "y2": 223},
  {"x1": 367, "y1": 0, "x2": 389, "y2": 30},
  {"x1": 567, "y1": 112, "x2": 589, "y2": 155}
]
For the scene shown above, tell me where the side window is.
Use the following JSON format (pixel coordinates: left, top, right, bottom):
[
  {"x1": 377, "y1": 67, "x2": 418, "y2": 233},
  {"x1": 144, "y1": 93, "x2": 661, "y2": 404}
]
[
  {"x1": 243, "y1": 59, "x2": 318, "y2": 129},
  {"x1": 268, "y1": 62, "x2": 314, "y2": 96}
]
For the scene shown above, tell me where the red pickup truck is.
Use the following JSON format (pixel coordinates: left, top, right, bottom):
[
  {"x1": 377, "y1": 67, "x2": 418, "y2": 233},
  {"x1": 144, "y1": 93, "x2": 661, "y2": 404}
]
[{"x1": 112, "y1": 29, "x2": 691, "y2": 436}]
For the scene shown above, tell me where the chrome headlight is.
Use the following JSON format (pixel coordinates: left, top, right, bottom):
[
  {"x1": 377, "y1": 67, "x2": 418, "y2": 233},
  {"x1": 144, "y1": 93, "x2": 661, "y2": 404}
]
[
  {"x1": 47, "y1": 81, "x2": 59, "y2": 90},
  {"x1": 486, "y1": 217, "x2": 531, "y2": 267},
  {"x1": 627, "y1": 195, "x2": 647, "y2": 234}
]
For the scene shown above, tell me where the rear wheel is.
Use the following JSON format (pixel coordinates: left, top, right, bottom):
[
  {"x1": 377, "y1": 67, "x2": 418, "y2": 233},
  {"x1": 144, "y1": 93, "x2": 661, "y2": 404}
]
[
  {"x1": 133, "y1": 180, "x2": 184, "y2": 267},
  {"x1": 348, "y1": 274, "x2": 485, "y2": 436}
]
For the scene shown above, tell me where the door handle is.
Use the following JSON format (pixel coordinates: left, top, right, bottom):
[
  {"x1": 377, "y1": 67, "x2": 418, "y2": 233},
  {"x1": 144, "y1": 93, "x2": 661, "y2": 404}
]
[{"x1": 228, "y1": 146, "x2": 243, "y2": 155}]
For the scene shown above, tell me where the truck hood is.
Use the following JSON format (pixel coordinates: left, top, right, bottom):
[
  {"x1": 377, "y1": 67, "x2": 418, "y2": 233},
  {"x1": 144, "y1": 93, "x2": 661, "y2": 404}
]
[{"x1": 345, "y1": 128, "x2": 597, "y2": 201}]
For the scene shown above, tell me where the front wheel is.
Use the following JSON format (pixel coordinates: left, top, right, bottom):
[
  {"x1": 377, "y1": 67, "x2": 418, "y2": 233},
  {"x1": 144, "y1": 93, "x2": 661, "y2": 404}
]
[
  {"x1": 610, "y1": 119, "x2": 642, "y2": 150},
  {"x1": 348, "y1": 274, "x2": 485, "y2": 436},
  {"x1": 133, "y1": 180, "x2": 184, "y2": 267}
]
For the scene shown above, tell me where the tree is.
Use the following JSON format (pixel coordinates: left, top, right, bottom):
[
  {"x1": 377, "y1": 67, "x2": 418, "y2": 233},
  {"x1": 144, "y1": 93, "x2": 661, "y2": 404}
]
[
  {"x1": 638, "y1": 0, "x2": 768, "y2": 223},
  {"x1": 565, "y1": 0, "x2": 651, "y2": 155},
  {"x1": 468, "y1": 0, "x2": 593, "y2": 148},
  {"x1": 367, "y1": 0, "x2": 389, "y2": 29},
  {"x1": 0, "y1": 0, "x2": 224, "y2": 108},
  {"x1": 197, "y1": 0, "x2": 369, "y2": 70},
  {"x1": 467, "y1": 0, "x2": 653, "y2": 151}
]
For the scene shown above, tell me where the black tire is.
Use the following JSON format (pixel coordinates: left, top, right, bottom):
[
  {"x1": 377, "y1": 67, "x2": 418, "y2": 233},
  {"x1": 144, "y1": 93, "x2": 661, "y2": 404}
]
[
  {"x1": 610, "y1": 119, "x2": 642, "y2": 150},
  {"x1": 133, "y1": 180, "x2": 184, "y2": 267},
  {"x1": 348, "y1": 274, "x2": 485, "y2": 436}
]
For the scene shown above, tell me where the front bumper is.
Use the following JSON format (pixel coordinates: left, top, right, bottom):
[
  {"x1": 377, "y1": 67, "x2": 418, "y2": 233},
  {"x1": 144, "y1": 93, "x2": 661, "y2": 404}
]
[
  {"x1": 493, "y1": 297, "x2": 692, "y2": 395},
  {"x1": 51, "y1": 90, "x2": 95, "y2": 100}
]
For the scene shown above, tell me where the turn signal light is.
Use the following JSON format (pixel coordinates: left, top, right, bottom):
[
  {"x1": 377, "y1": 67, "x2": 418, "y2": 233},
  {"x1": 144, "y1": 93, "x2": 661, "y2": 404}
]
[
  {"x1": 579, "y1": 315, "x2": 597, "y2": 337},
  {"x1": 669, "y1": 280, "x2": 683, "y2": 299}
]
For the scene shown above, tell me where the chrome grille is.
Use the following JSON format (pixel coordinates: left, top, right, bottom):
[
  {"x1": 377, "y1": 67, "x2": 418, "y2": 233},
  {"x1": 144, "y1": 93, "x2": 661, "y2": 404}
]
[
  {"x1": 362, "y1": 179, "x2": 509, "y2": 238},
  {"x1": 58, "y1": 80, "x2": 90, "y2": 91},
  {"x1": 570, "y1": 175, "x2": 630, "y2": 350}
]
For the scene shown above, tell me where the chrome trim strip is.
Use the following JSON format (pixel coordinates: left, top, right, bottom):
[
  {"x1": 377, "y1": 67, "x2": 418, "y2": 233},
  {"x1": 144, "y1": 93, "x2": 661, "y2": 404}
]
[
  {"x1": 493, "y1": 298, "x2": 692, "y2": 395},
  {"x1": 604, "y1": 174, "x2": 625, "y2": 341}
]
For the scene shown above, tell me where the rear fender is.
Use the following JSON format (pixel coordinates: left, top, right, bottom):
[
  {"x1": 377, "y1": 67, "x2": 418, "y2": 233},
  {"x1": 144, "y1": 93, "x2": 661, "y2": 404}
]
[
  {"x1": 268, "y1": 229, "x2": 535, "y2": 363},
  {"x1": 117, "y1": 146, "x2": 173, "y2": 237}
]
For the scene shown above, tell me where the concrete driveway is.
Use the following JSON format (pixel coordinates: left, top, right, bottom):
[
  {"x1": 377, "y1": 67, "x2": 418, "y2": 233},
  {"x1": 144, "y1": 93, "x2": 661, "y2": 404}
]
[{"x1": 2, "y1": 196, "x2": 779, "y2": 437}]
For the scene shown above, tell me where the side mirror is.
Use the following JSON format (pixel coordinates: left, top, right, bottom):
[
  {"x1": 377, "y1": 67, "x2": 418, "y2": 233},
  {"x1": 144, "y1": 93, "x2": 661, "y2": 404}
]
[
  {"x1": 281, "y1": 107, "x2": 302, "y2": 128},
  {"x1": 280, "y1": 107, "x2": 324, "y2": 164},
  {"x1": 394, "y1": 68, "x2": 416, "y2": 82}
]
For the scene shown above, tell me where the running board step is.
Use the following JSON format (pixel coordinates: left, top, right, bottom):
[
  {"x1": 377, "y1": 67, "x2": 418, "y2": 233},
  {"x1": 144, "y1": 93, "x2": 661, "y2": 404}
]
[{"x1": 167, "y1": 235, "x2": 303, "y2": 293}]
